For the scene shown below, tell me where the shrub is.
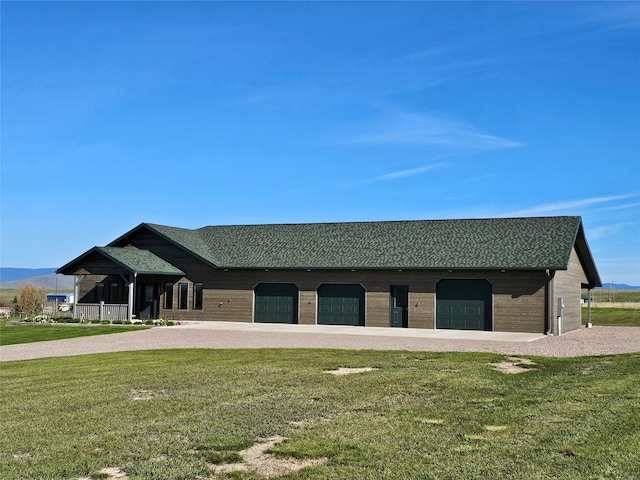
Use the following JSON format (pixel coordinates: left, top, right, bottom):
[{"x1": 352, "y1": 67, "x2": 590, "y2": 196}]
[
  {"x1": 16, "y1": 285, "x2": 47, "y2": 317},
  {"x1": 100, "y1": 320, "x2": 110, "y2": 325},
  {"x1": 145, "y1": 320, "x2": 154, "y2": 325},
  {"x1": 123, "y1": 320, "x2": 132, "y2": 325},
  {"x1": 112, "y1": 319, "x2": 123, "y2": 325}
]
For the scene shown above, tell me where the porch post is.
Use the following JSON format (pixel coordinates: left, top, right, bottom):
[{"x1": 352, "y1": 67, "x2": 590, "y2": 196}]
[
  {"x1": 128, "y1": 273, "x2": 135, "y2": 321},
  {"x1": 73, "y1": 274, "x2": 85, "y2": 319}
]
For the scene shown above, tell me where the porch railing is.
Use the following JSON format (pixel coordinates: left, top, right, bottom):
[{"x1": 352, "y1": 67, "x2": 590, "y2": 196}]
[{"x1": 75, "y1": 303, "x2": 129, "y2": 321}]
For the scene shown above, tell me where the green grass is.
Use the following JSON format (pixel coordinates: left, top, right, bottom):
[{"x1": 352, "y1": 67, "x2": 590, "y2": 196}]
[
  {"x1": 1, "y1": 349, "x2": 639, "y2": 479},
  {"x1": 0, "y1": 319, "x2": 149, "y2": 346},
  {"x1": 582, "y1": 308, "x2": 640, "y2": 326},
  {"x1": 0, "y1": 287, "x2": 74, "y2": 307},
  {"x1": 0, "y1": 288, "x2": 25, "y2": 306}
]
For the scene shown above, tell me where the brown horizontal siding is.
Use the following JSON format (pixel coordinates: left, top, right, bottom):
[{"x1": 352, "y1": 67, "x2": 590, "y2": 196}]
[
  {"x1": 74, "y1": 228, "x2": 554, "y2": 333},
  {"x1": 76, "y1": 252, "x2": 131, "y2": 276},
  {"x1": 77, "y1": 267, "x2": 551, "y2": 333},
  {"x1": 366, "y1": 291, "x2": 390, "y2": 327},
  {"x1": 197, "y1": 269, "x2": 548, "y2": 333},
  {"x1": 492, "y1": 271, "x2": 547, "y2": 333},
  {"x1": 299, "y1": 291, "x2": 316, "y2": 325},
  {"x1": 77, "y1": 274, "x2": 107, "y2": 303},
  {"x1": 553, "y1": 248, "x2": 587, "y2": 333},
  {"x1": 409, "y1": 292, "x2": 434, "y2": 329}
]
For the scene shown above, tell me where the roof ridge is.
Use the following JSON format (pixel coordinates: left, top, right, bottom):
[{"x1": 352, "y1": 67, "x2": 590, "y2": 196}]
[{"x1": 194, "y1": 215, "x2": 581, "y2": 230}]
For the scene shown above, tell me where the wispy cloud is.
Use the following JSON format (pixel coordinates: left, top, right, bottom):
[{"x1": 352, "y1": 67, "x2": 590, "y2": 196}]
[
  {"x1": 346, "y1": 111, "x2": 522, "y2": 152},
  {"x1": 375, "y1": 163, "x2": 446, "y2": 181},
  {"x1": 595, "y1": 202, "x2": 640, "y2": 213},
  {"x1": 354, "y1": 163, "x2": 446, "y2": 186},
  {"x1": 587, "y1": 223, "x2": 633, "y2": 240},
  {"x1": 509, "y1": 194, "x2": 637, "y2": 216},
  {"x1": 289, "y1": 162, "x2": 446, "y2": 194}
]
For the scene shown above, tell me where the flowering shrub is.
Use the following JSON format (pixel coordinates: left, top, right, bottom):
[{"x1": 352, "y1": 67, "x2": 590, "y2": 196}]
[
  {"x1": 18, "y1": 316, "x2": 177, "y2": 326},
  {"x1": 144, "y1": 318, "x2": 173, "y2": 326}
]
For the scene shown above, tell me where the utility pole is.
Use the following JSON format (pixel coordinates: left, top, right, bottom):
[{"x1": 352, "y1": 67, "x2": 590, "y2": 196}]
[{"x1": 608, "y1": 281, "x2": 614, "y2": 302}]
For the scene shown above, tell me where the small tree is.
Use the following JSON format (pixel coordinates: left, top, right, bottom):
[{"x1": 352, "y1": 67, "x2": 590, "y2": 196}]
[{"x1": 16, "y1": 285, "x2": 47, "y2": 317}]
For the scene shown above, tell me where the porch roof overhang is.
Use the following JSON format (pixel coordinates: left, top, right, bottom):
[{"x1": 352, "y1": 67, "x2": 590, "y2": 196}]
[{"x1": 57, "y1": 246, "x2": 185, "y2": 276}]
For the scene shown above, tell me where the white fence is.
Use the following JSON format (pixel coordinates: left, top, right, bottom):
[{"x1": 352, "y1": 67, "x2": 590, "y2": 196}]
[{"x1": 76, "y1": 303, "x2": 129, "y2": 321}]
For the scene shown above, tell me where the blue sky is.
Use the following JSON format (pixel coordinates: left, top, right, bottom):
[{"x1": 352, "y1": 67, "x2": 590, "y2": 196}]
[{"x1": 1, "y1": 1, "x2": 639, "y2": 285}]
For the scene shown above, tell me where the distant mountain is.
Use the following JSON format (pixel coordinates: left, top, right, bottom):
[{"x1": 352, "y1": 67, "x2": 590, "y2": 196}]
[
  {"x1": 0, "y1": 268, "x2": 56, "y2": 282},
  {"x1": 597, "y1": 283, "x2": 640, "y2": 290},
  {"x1": 0, "y1": 269, "x2": 74, "y2": 290}
]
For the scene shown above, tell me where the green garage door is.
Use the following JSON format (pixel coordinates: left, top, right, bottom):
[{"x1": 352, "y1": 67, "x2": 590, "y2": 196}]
[
  {"x1": 317, "y1": 284, "x2": 365, "y2": 326},
  {"x1": 436, "y1": 279, "x2": 492, "y2": 331},
  {"x1": 254, "y1": 283, "x2": 298, "y2": 324}
]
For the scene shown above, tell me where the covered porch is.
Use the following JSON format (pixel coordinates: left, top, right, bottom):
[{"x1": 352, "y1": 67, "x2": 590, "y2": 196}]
[{"x1": 57, "y1": 247, "x2": 185, "y2": 321}]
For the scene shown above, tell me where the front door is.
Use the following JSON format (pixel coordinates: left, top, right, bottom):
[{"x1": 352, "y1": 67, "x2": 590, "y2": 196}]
[
  {"x1": 138, "y1": 284, "x2": 158, "y2": 320},
  {"x1": 390, "y1": 286, "x2": 408, "y2": 327}
]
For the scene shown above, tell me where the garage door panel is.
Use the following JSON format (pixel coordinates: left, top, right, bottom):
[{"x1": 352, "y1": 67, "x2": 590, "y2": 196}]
[
  {"x1": 436, "y1": 280, "x2": 492, "y2": 331},
  {"x1": 254, "y1": 284, "x2": 298, "y2": 324},
  {"x1": 317, "y1": 284, "x2": 364, "y2": 326}
]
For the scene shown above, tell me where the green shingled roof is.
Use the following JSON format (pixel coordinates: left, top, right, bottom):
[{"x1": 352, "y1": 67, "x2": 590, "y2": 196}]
[
  {"x1": 142, "y1": 217, "x2": 593, "y2": 273},
  {"x1": 95, "y1": 247, "x2": 185, "y2": 275},
  {"x1": 57, "y1": 246, "x2": 185, "y2": 276}
]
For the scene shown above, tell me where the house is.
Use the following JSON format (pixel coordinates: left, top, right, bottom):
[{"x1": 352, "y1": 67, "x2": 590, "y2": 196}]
[
  {"x1": 46, "y1": 293, "x2": 75, "y2": 303},
  {"x1": 57, "y1": 216, "x2": 601, "y2": 334}
]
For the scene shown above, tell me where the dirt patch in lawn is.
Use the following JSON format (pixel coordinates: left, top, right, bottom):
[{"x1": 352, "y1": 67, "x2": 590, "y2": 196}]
[
  {"x1": 211, "y1": 435, "x2": 327, "y2": 478},
  {"x1": 490, "y1": 357, "x2": 537, "y2": 374},
  {"x1": 78, "y1": 467, "x2": 129, "y2": 480},
  {"x1": 324, "y1": 367, "x2": 378, "y2": 375},
  {"x1": 128, "y1": 388, "x2": 164, "y2": 401}
]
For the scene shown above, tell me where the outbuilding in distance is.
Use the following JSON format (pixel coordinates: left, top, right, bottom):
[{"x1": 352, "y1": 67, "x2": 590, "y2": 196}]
[{"x1": 57, "y1": 216, "x2": 601, "y2": 334}]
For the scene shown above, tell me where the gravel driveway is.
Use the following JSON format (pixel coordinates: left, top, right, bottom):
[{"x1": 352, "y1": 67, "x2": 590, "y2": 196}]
[{"x1": 2, "y1": 323, "x2": 639, "y2": 362}]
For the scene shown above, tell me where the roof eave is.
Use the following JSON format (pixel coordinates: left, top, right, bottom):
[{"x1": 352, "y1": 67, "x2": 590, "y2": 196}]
[
  {"x1": 56, "y1": 246, "x2": 105, "y2": 275},
  {"x1": 57, "y1": 246, "x2": 186, "y2": 277},
  {"x1": 573, "y1": 221, "x2": 603, "y2": 288}
]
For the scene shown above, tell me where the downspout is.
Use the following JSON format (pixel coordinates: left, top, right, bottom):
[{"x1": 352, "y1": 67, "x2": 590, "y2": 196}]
[{"x1": 545, "y1": 269, "x2": 555, "y2": 335}]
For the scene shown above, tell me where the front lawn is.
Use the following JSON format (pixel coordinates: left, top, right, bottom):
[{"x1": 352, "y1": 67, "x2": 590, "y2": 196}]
[
  {"x1": 0, "y1": 319, "x2": 149, "y2": 346},
  {"x1": 1, "y1": 349, "x2": 638, "y2": 479}
]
